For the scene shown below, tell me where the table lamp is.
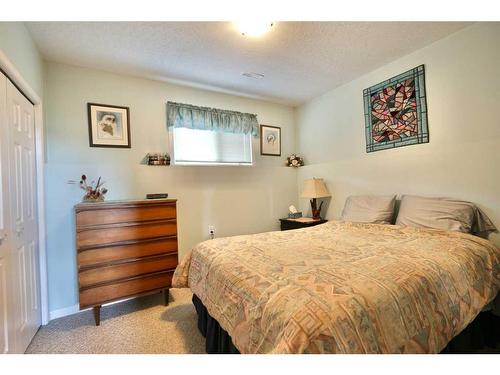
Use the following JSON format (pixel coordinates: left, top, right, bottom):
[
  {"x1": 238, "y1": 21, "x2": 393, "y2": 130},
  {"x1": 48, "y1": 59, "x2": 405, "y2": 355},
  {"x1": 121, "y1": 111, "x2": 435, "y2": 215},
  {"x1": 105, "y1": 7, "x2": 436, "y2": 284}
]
[{"x1": 301, "y1": 178, "x2": 331, "y2": 220}]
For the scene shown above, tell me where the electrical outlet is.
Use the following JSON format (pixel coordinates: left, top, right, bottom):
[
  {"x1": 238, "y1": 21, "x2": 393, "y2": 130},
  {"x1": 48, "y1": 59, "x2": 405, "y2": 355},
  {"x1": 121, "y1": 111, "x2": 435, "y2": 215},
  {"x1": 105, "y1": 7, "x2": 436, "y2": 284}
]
[{"x1": 208, "y1": 225, "x2": 215, "y2": 237}]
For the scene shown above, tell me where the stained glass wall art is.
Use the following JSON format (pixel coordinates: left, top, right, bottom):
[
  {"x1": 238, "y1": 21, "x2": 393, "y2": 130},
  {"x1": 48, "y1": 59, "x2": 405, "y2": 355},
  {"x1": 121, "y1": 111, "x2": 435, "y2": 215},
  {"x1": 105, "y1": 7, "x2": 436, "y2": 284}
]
[{"x1": 363, "y1": 65, "x2": 429, "y2": 153}]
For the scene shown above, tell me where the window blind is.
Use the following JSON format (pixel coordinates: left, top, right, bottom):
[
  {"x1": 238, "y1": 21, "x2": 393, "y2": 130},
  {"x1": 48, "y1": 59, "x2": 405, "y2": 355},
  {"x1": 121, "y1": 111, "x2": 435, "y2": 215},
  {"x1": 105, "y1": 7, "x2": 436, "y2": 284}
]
[{"x1": 173, "y1": 127, "x2": 253, "y2": 165}]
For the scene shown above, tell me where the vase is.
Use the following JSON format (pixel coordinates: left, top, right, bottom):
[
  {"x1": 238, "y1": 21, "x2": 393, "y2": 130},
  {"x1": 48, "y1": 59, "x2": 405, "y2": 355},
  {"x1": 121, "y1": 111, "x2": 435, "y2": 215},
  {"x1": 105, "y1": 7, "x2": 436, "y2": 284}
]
[{"x1": 82, "y1": 194, "x2": 105, "y2": 203}]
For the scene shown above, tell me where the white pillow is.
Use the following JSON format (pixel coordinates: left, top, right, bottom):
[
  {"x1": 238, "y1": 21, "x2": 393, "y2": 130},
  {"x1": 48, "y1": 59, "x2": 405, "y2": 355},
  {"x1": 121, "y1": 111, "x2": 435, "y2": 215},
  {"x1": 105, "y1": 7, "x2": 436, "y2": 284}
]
[
  {"x1": 396, "y1": 195, "x2": 475, "y2": 233},
  {"x1": 341, "y1": 195, "x2": 396, "y2": 224}
]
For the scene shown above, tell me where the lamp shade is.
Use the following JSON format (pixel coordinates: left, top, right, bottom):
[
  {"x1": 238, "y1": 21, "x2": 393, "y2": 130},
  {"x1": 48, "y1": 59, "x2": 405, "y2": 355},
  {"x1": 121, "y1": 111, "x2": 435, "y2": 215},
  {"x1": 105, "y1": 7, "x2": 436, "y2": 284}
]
[{"x1": 301, "y1": 178, "x2": 331, "y2": 198}]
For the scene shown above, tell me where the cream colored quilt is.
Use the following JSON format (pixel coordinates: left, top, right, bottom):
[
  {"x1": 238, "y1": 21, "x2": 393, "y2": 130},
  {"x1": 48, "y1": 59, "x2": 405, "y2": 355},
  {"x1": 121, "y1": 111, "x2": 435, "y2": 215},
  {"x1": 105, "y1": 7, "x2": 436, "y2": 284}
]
[{"x1": 173, "y1": 221, "x2": 500, "y2": 353}]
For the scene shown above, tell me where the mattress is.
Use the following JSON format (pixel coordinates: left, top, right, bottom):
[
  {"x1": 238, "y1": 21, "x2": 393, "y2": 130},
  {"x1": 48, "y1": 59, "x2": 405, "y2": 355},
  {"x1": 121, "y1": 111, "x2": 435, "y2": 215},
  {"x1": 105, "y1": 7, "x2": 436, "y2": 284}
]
[{"x1": 173, "y1": 221, "x2": 500, "y2": 353}]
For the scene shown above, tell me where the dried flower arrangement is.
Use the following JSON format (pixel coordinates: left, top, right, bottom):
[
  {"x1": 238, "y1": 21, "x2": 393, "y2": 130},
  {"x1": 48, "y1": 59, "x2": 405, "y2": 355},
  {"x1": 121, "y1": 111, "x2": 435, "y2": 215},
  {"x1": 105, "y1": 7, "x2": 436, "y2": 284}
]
[
  {"x1": 286, "y1": 154, "x2": 304, "y2": 168},
  {"x1": 80, "y1": 174, "x2": 108, "y2": 202}
]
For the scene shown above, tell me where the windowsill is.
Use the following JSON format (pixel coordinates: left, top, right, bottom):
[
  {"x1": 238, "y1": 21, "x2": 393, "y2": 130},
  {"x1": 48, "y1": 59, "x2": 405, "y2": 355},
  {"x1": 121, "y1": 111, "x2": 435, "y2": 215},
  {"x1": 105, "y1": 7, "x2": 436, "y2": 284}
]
[{"x1": 173, "y1": 161, "x2": 254, "y2": 167}]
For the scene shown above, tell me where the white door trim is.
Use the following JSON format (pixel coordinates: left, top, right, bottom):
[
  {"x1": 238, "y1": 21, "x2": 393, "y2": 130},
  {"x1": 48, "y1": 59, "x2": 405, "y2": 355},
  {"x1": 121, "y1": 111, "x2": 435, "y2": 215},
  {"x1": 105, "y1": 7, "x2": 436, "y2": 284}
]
[{"x1": 0, "y1": 49, "x2": 49, "y2": 325}]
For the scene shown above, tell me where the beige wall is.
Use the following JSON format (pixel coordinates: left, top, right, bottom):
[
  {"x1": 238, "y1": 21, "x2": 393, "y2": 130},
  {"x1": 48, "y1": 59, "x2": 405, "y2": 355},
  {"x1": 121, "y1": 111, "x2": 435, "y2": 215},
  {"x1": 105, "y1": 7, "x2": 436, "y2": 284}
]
[
  {"x1": 296, "y1": 23, "x2": 500, "y2": 246},
  {"x1": 44, "y1": 62, "x2": 297, "y2": 311},
  {"x1": 16, "y1": 21, "x2": 500, "y2": 314},
  {"x1": 0, "y1": 22, "x2": 44, "y2": 97}
]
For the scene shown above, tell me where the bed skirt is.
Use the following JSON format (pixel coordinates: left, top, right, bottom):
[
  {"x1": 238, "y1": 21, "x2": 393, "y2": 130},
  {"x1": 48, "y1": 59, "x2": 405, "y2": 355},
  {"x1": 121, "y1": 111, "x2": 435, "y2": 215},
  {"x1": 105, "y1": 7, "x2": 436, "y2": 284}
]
[
  {"x1": 441, "y1": 310, "x2": 500, "y2": 353},
  {"x1": 192, "y1": 294, "x2": 499, "y2": 354},
  {"x1": 192, "y1": 294, "x2": 240, "y2": 354}
]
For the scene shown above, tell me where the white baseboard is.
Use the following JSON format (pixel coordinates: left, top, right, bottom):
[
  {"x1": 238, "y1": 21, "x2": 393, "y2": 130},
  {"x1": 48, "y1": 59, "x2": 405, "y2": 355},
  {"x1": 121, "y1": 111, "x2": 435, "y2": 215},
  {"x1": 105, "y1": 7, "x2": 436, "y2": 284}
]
[
  {"x1": 48, "y1": 297, "x2": 138, "y2": 322},
  {"x1": 49, "y1": 304, "x2": 84, "y2": 321}
]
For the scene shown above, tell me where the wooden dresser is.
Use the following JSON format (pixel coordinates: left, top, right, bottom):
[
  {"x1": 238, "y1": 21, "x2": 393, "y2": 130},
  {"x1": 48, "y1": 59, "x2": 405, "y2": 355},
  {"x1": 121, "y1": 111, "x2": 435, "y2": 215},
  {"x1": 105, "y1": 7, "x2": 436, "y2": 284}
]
[{"x1": 75, "y1": 199, "x2": 178, "y2": 325}]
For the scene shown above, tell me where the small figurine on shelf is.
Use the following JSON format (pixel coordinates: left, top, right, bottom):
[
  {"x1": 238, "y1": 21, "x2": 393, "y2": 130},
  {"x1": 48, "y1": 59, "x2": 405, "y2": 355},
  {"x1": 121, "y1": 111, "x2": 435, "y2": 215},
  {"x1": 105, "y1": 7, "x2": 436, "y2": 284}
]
[
  {"x1": 80, "y1": 174, "x2": 108, "y2": 202},
  {"x1": 286, "y1": 154, "x2": 304, "y2": 168}
]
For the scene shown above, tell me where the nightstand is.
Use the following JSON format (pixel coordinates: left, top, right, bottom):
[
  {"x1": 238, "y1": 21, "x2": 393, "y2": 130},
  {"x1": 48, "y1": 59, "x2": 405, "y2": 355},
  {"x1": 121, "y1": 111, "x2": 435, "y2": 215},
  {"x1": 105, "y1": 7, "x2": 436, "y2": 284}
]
[{"x1": 279, "y1": 217, "x2": 328, "y2": 231}]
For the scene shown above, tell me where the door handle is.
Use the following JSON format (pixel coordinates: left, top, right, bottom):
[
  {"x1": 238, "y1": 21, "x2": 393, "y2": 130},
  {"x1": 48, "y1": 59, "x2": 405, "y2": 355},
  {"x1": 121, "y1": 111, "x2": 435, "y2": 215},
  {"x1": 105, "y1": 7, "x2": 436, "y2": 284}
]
[{"x1": 0, "y1": 233, "x2": 6, "y2": 245}]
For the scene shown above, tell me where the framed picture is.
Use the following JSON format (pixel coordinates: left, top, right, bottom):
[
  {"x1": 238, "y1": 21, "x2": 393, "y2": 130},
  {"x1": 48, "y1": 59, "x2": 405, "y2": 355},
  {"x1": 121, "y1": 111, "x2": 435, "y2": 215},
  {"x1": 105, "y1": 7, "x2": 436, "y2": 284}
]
[
  {"x1": 260, "y1": 125, "x2": 281, "y2": 156},
  {"x1": 363, "y1": 65, "x2": 428, "y2": 153},
  {"x1": 87, "y1": 103, "x2": 131, "y2": 148}
]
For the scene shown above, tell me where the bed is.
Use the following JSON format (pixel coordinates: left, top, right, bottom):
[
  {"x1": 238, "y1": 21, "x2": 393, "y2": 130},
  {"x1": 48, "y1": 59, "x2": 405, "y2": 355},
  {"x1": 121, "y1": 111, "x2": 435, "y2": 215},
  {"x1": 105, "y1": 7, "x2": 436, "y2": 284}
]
[{"x1": 173, "y1": 221, "x2": 500, "y2": 353}]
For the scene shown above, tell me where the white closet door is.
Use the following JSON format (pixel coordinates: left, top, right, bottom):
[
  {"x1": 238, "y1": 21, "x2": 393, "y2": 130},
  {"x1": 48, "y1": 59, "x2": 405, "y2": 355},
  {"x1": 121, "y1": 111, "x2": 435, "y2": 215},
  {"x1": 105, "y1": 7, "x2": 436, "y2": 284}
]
[
  {"x1": 6, "y1": 77, "x2": 41, "y2": 353},
  {"x1": 0, "y1": 72, "x2": 15, "y2": 354}
]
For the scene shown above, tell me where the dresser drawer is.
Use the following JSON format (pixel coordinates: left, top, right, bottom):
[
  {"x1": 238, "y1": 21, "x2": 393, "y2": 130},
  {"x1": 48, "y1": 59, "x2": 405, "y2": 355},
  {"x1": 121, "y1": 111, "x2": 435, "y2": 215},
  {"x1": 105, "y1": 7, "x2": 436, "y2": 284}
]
[
  {"x1": 79, "y1": 253, "x2": 178, "y2": 288},
  {"x1": 77, "y1": 220, "x2": 177, "y2": 248},
  {"x1": 79, "y1": 271, "x2": 173, "y2": 309},
  {"x1": 78, "y1": 236, "x2": 177, "y2": 268},
  {"x1": 76, "y1": 204, "x2": 176, "y2": 227}
]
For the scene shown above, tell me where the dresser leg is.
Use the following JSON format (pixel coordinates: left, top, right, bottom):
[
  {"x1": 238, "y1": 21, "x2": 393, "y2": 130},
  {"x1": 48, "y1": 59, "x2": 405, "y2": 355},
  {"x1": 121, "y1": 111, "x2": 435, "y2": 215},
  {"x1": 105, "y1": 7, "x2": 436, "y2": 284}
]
[
  {"x1": 163, "y1": 288, "x2": 169, "y2": 306},
  {"x1": 93, "y1": 305, "x2": 101, "y2": 326}
]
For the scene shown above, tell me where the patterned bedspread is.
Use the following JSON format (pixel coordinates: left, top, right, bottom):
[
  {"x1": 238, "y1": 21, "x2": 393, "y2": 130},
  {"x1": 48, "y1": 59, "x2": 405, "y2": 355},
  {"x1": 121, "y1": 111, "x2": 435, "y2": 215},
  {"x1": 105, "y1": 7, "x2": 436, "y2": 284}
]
[{"x1": 173, "y1": 221, "x2": 500, "y2": 353}]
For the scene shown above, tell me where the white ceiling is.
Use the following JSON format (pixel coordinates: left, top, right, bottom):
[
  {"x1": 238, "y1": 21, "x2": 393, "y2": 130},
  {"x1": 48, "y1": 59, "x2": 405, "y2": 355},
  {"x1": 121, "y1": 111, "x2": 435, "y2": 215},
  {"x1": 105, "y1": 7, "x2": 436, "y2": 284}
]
[{"x1": 26, "y1": 22, "x2": 470, "y2": 106}]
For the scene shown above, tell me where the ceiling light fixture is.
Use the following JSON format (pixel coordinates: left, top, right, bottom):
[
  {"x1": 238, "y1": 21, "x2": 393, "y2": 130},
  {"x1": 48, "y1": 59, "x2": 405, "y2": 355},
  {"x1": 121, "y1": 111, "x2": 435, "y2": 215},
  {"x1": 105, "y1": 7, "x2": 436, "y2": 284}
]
[
  {"x1": 236, "y1": 21, "x2": 274, "y2": 37},
  {"x1": 242, "y1": 72, "x2": 265, "y2": 79}
]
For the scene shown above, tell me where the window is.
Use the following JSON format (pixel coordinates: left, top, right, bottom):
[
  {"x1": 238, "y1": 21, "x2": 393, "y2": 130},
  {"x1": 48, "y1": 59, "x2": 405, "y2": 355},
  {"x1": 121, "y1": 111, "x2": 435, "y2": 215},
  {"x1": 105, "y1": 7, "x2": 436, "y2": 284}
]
[
  {"x1": 167, "y1": 101, "x2": 257, "y2": 166},
  {"x1": 172, "y1": 127, "x2": 253, "y2": 166}
]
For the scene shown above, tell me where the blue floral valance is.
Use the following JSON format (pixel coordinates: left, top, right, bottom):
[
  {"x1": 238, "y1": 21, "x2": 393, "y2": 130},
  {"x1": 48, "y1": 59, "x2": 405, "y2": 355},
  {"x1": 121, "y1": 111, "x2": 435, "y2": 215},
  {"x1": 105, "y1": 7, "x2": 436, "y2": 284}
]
[{"x1": 167, "y1": 101, "x2": 259, "y2": 136}]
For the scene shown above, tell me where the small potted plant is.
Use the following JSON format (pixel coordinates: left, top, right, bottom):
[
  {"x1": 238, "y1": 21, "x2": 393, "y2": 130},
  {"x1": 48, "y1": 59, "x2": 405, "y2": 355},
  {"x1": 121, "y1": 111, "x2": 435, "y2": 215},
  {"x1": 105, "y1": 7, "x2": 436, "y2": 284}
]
[
  {"x1": 80, "y1": 174, "x2": 108, "y2": 202},
  {"x1": 286, "y1": 154, "x2": 304, "y2": 168}
]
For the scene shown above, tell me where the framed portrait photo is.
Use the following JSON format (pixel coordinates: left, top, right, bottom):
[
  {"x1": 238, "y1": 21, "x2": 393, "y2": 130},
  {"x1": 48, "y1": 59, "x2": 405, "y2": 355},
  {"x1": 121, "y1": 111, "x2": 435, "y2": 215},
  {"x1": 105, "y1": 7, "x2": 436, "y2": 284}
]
[
  {"x1": 87, "y1": 103, "x2": 131, "y2": 148},
  {"x1": 260, "y1": 124, "x2": 281, "y2": 156}
]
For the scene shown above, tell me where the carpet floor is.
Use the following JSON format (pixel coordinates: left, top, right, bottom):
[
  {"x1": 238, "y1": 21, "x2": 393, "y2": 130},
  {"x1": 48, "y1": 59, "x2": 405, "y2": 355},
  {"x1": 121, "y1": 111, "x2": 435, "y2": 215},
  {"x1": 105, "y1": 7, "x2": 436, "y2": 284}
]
[{"x1": 26, "y1": 288, "x2": 206, "y2": 354}]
